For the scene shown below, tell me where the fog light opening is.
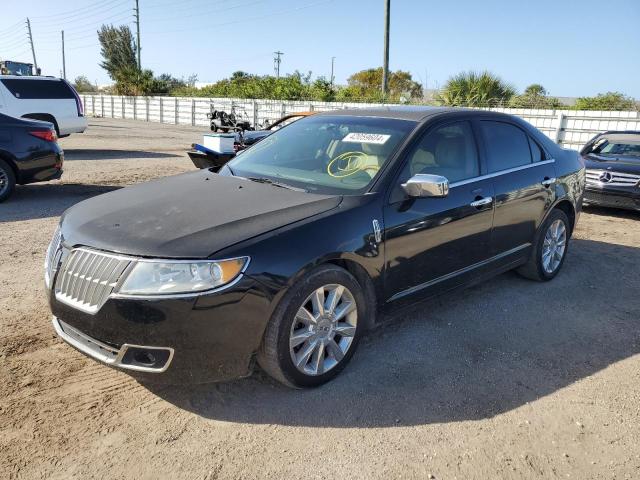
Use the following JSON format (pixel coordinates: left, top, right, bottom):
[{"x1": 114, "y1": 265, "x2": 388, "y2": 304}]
[{"x1": 133, "y1": 351, "x2": 156, "y2": 366}]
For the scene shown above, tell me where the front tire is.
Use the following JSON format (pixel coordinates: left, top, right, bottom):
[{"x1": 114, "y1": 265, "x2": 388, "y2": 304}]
[
  {"x1": 517, "y1": 209, "x2": 570, "y2": 281},
  {"x1": 0, "y1": 159, "x2": 16, "y2": 203},
  {"x1": 257, "y1": 265, "x2": 365, "y2": 388}
]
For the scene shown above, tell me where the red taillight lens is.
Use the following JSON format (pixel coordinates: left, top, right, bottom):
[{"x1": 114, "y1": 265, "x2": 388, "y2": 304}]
[{"x1": 30, "y1": 130, "x2": 57, "y2": 142}]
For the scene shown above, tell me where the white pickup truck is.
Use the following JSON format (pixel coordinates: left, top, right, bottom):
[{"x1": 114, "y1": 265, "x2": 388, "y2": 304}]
[{"x1": 0, "y1": 75, "x2": 87, "y2": 137}]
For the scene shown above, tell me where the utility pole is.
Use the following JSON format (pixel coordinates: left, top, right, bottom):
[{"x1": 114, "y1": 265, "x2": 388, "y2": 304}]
[
  {"x1": 273, "y1": 51, "x2": 283, "y2": 79},
  {"x1": 61, "y1": 30, "x2": 66, "y2": 80},
  {"x1": 330, "y1": 56, "x2": 335, "y2": 88},
  {"x1": 26, "y1": 18, "x2": 38, "y2": 74},
  {"x1": 381, "y1": 0, "x2": 390, "y2": 99},
  {"x1": 134, "y1": 0, "x2": 141, "y2": 70}
]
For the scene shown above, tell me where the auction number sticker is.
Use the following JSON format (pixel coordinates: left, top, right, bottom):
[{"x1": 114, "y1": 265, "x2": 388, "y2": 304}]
[{"x1": 342, "y1": 132, "x2": 391, "y2": 144}]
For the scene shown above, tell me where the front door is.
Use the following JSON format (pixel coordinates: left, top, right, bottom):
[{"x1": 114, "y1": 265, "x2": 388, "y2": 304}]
[{"x1": 382, "y1": 120, "x2": 495, "y2": 303}]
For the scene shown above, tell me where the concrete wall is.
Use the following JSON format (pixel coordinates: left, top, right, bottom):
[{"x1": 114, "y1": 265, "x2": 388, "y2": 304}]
[{"x1": 81, "y1": 95, "x2": 640, "y2": 150}]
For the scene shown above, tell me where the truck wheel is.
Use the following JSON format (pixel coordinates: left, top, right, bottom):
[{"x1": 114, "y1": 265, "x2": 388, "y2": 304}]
[
  {"x1": 0, "y1": 159, "x2": 16, "y2": 202},
  {"x1": 257, "y1": 265, "x2": 365, "y2": 388}
]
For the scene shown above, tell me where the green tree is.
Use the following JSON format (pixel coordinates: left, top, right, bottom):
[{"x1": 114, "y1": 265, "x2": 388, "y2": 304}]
[
  {"x1": 72, "y1": 75, "x2": 97, "y2": 93},
  {"x1": 175, "y1": 71, "x2": 336, "y2": 101},
  {"x1": 509, "y1": 83, "x2": 563, "y2": 109},
  {"x1": 340, "y1": 67, "x2": 423, "y2": 102},
  {"x1": 574, "y1": 92, "x2": 637, "y2": 111},
  {"x1": 97, "y1": 25, "x2": 137, "y2": 80},
  {"x1": 435, "y1": 71, "x2": 515, "y2": 107}
]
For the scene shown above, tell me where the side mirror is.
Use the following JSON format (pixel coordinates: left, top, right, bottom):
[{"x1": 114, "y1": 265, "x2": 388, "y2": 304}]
[{"x1": 401, "y1": 174, "x2": 449, "y2": 198}]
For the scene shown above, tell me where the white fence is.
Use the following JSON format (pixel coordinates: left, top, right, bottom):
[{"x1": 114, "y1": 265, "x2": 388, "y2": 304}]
[{"x1": 81, "y1": 95, "x2": 640, "y2": 150}]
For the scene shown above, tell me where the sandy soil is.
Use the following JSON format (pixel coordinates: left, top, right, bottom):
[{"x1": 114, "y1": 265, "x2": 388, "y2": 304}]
[{"x1": 1, "y1": 118, "x2": 639, "y2": 480}]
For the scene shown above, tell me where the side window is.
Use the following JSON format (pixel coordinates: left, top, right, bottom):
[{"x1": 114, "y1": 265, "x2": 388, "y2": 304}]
[
  {"x1": 0, "y1": 79, "x2": 74, "y2": 100},
  {"x1": 480, "y1": 121, "x2": 532, "y2": 172},
  {"x1": 400, "y1": 121, "x2": 479, "y2": 185},
  {"x1": 528, "y1": 137, "x2": 545, "y2": 162}
]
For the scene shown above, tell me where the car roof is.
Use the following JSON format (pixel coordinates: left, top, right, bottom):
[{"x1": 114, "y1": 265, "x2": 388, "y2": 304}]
[
  {"x1": 315, "y1": 106, "x2": 460, "y2": 122},
  {"x1": 313, "y1": 105, "x2": 524, "y2": 123},
  {"x1": 598, "y1": 132, "x2": 640, "y2": 143},
  {"x1": 0, "y1": 75, "x2": 61, "y2": 81}
]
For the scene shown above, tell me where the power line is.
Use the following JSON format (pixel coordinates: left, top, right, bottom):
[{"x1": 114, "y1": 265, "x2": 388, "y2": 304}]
[
  {"x1": 143, "y1": 0, "x2": 264, "y2": 23},
  {"x1": 34, "y1": 10, "x2": 134, "y2": 40},
  {"x1": 144, "y1": 0, "x2": 333, "y2": 35},
  {"x1": 30, "y1": 0, "x2": 128, "y2": 21}
]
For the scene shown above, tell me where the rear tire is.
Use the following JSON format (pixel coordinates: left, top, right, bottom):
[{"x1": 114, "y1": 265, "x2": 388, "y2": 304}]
[
  {"x1": 517, "y1": 209, "x2": 570, "y2": 281},
  {"x1": 0, "y1": 159, "x2": 16, "y2": 203},
  {"x1": 257, "y1": 265, "x2": 366, "y2": 388}
]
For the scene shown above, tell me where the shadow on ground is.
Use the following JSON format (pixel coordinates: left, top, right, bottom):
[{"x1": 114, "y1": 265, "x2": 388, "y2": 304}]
[
  {"x1": 582, "y1": 204, "x2": 640, "y2": 220},
  {"x1": 0, "y1": 183, "x2": 121, "y2": 222},
  {"x1": 148, "y1": 238, "x2": 640, "y2": 427},
  {"x1": 63, "y1": 149, "x2": 182, "y2": 161}
]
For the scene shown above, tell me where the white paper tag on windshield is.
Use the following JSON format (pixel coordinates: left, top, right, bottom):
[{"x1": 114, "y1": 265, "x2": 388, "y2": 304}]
[{"x1": 342, "y1": 132, "x2": 391, "y2": 144}]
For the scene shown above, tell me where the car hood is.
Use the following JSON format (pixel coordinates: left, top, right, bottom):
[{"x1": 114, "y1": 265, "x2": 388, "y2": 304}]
[
  {"x1": 60, "y1": 170, "x2": 341, "y2": 258},
  {"x1": 241, "y1": 130, "x2": 272, "y2": 145},
  {"x1": 585, "y1": 155, "x2": 640, "y2": 175}
]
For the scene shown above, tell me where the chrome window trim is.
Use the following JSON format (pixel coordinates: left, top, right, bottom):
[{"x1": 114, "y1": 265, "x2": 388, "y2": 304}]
[
  {"x1": 52, "y1": 316, "x2": 174, "y2": 373},
  {"x1": 449, "y1": 159, "x2": 556, "y2": 188}
]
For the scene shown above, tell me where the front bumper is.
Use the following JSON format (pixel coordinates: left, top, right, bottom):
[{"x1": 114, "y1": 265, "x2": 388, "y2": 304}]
[
  {"x1": 53, "y1": 316, "x2": 175, "y2": 372},
  {"x1": 583, "y1": 187, "x2": 640, "y2": 212},
  {"x1": 48, "y1": 275, "x2": 272, "y2": 384}
]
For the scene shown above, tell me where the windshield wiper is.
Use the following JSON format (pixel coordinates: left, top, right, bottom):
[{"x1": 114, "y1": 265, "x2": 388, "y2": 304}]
[{"x1": 246, "y1": 176, "x2": 308, "y2": 192}]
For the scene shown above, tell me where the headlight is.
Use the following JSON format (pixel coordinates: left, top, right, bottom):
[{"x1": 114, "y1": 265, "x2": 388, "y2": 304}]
[{"x1": 117, "y1": 257, "x2": 249, "y2": 296}]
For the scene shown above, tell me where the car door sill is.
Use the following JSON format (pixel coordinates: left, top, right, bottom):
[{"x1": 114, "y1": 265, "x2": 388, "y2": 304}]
[{"x1": 387, "y1": 243, "x2": 530, "y2": 303}]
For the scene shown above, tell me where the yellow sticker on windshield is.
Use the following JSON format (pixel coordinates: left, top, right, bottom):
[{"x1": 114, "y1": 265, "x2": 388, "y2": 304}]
[{"x1": 328, "y1": 152, "x2": 369, "y2": 177}]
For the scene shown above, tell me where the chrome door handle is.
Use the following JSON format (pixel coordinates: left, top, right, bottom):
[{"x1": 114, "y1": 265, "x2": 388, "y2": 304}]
[
  {"x1": 541, "y1": 177, "x2": 556, "y2": 187},
  {"x1": 470, "y1": 196, "x2": 493, "y2": 207}
]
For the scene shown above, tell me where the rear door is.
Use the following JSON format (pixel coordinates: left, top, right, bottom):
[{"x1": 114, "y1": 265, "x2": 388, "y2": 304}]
[
  {"x1": 382, "y1": 119, "x2": 495, "y2": 302},
  {"x1": 477, "y1": 120, "x2": 556, "y2": 257}
]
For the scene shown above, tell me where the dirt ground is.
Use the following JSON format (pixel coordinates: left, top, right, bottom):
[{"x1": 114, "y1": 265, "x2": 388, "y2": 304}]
[{"x1": 1, "y1": 118, "x2": 639, "y2": 480}]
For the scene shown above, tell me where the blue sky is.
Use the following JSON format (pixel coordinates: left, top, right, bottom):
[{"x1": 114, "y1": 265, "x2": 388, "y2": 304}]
[{"x1": 1, "y1": 0, "x2": 639, "y2": 97}]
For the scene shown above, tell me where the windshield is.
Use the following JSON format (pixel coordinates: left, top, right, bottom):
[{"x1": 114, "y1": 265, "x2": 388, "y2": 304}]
[
  {"x1": 589, "y1": 137, "x2": 640, "y2": 158},
  {"x1": 226, "y1": 115, "x2": 416, "y2": 195}
]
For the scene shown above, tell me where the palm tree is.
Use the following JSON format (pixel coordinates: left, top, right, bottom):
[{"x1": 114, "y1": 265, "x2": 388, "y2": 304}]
[{"x1": 435, "y1": 71, "x2": 516, "y2": 107}]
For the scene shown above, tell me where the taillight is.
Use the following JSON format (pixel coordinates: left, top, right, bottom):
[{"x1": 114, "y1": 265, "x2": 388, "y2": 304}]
[{"x1": 30, "y1": 130, "x2": 57, "y2": 142}]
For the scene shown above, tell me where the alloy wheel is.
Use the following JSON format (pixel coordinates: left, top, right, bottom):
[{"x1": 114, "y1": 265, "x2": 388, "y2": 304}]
[
  {"x1": 542, "y1": 219, "x2": 567, "y2": 274},
  {"x1": 289, "y1": 284, "x2": 358, "y2": 376},
  {"x1": 0, "y1": 168, "x2": 8, "y2": 196}
]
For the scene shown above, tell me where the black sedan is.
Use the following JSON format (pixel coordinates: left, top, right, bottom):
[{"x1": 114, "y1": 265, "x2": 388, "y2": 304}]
[
  {"x1": 46, "y1": 107, "x2": 584, "y2": 388},
  {"x1": 581, "y1": 131, "x2": 640, "y2": 212},
  {"x1": 0, "y1": 113, "x2": 63, "y2": 202}
]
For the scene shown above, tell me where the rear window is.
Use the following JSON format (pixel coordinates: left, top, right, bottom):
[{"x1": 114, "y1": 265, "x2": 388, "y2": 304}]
[
  {"x1": 480, "y1": 121, "x2": 532, "y2": 172},
  {"x1": 0, "y1": 79, "x2": 74, "y2": 99}
]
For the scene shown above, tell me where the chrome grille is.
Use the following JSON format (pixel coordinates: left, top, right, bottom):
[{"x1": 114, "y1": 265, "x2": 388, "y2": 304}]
[
  {"x1": 586, "y1": 169, "x2": 640, "y2": 188},
  {"x1": 54, "y1": 248, "x2": 131, "y2": 314},
  {"x1": 45, "y1": 227, "x2": 63, "y2": 287}
]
